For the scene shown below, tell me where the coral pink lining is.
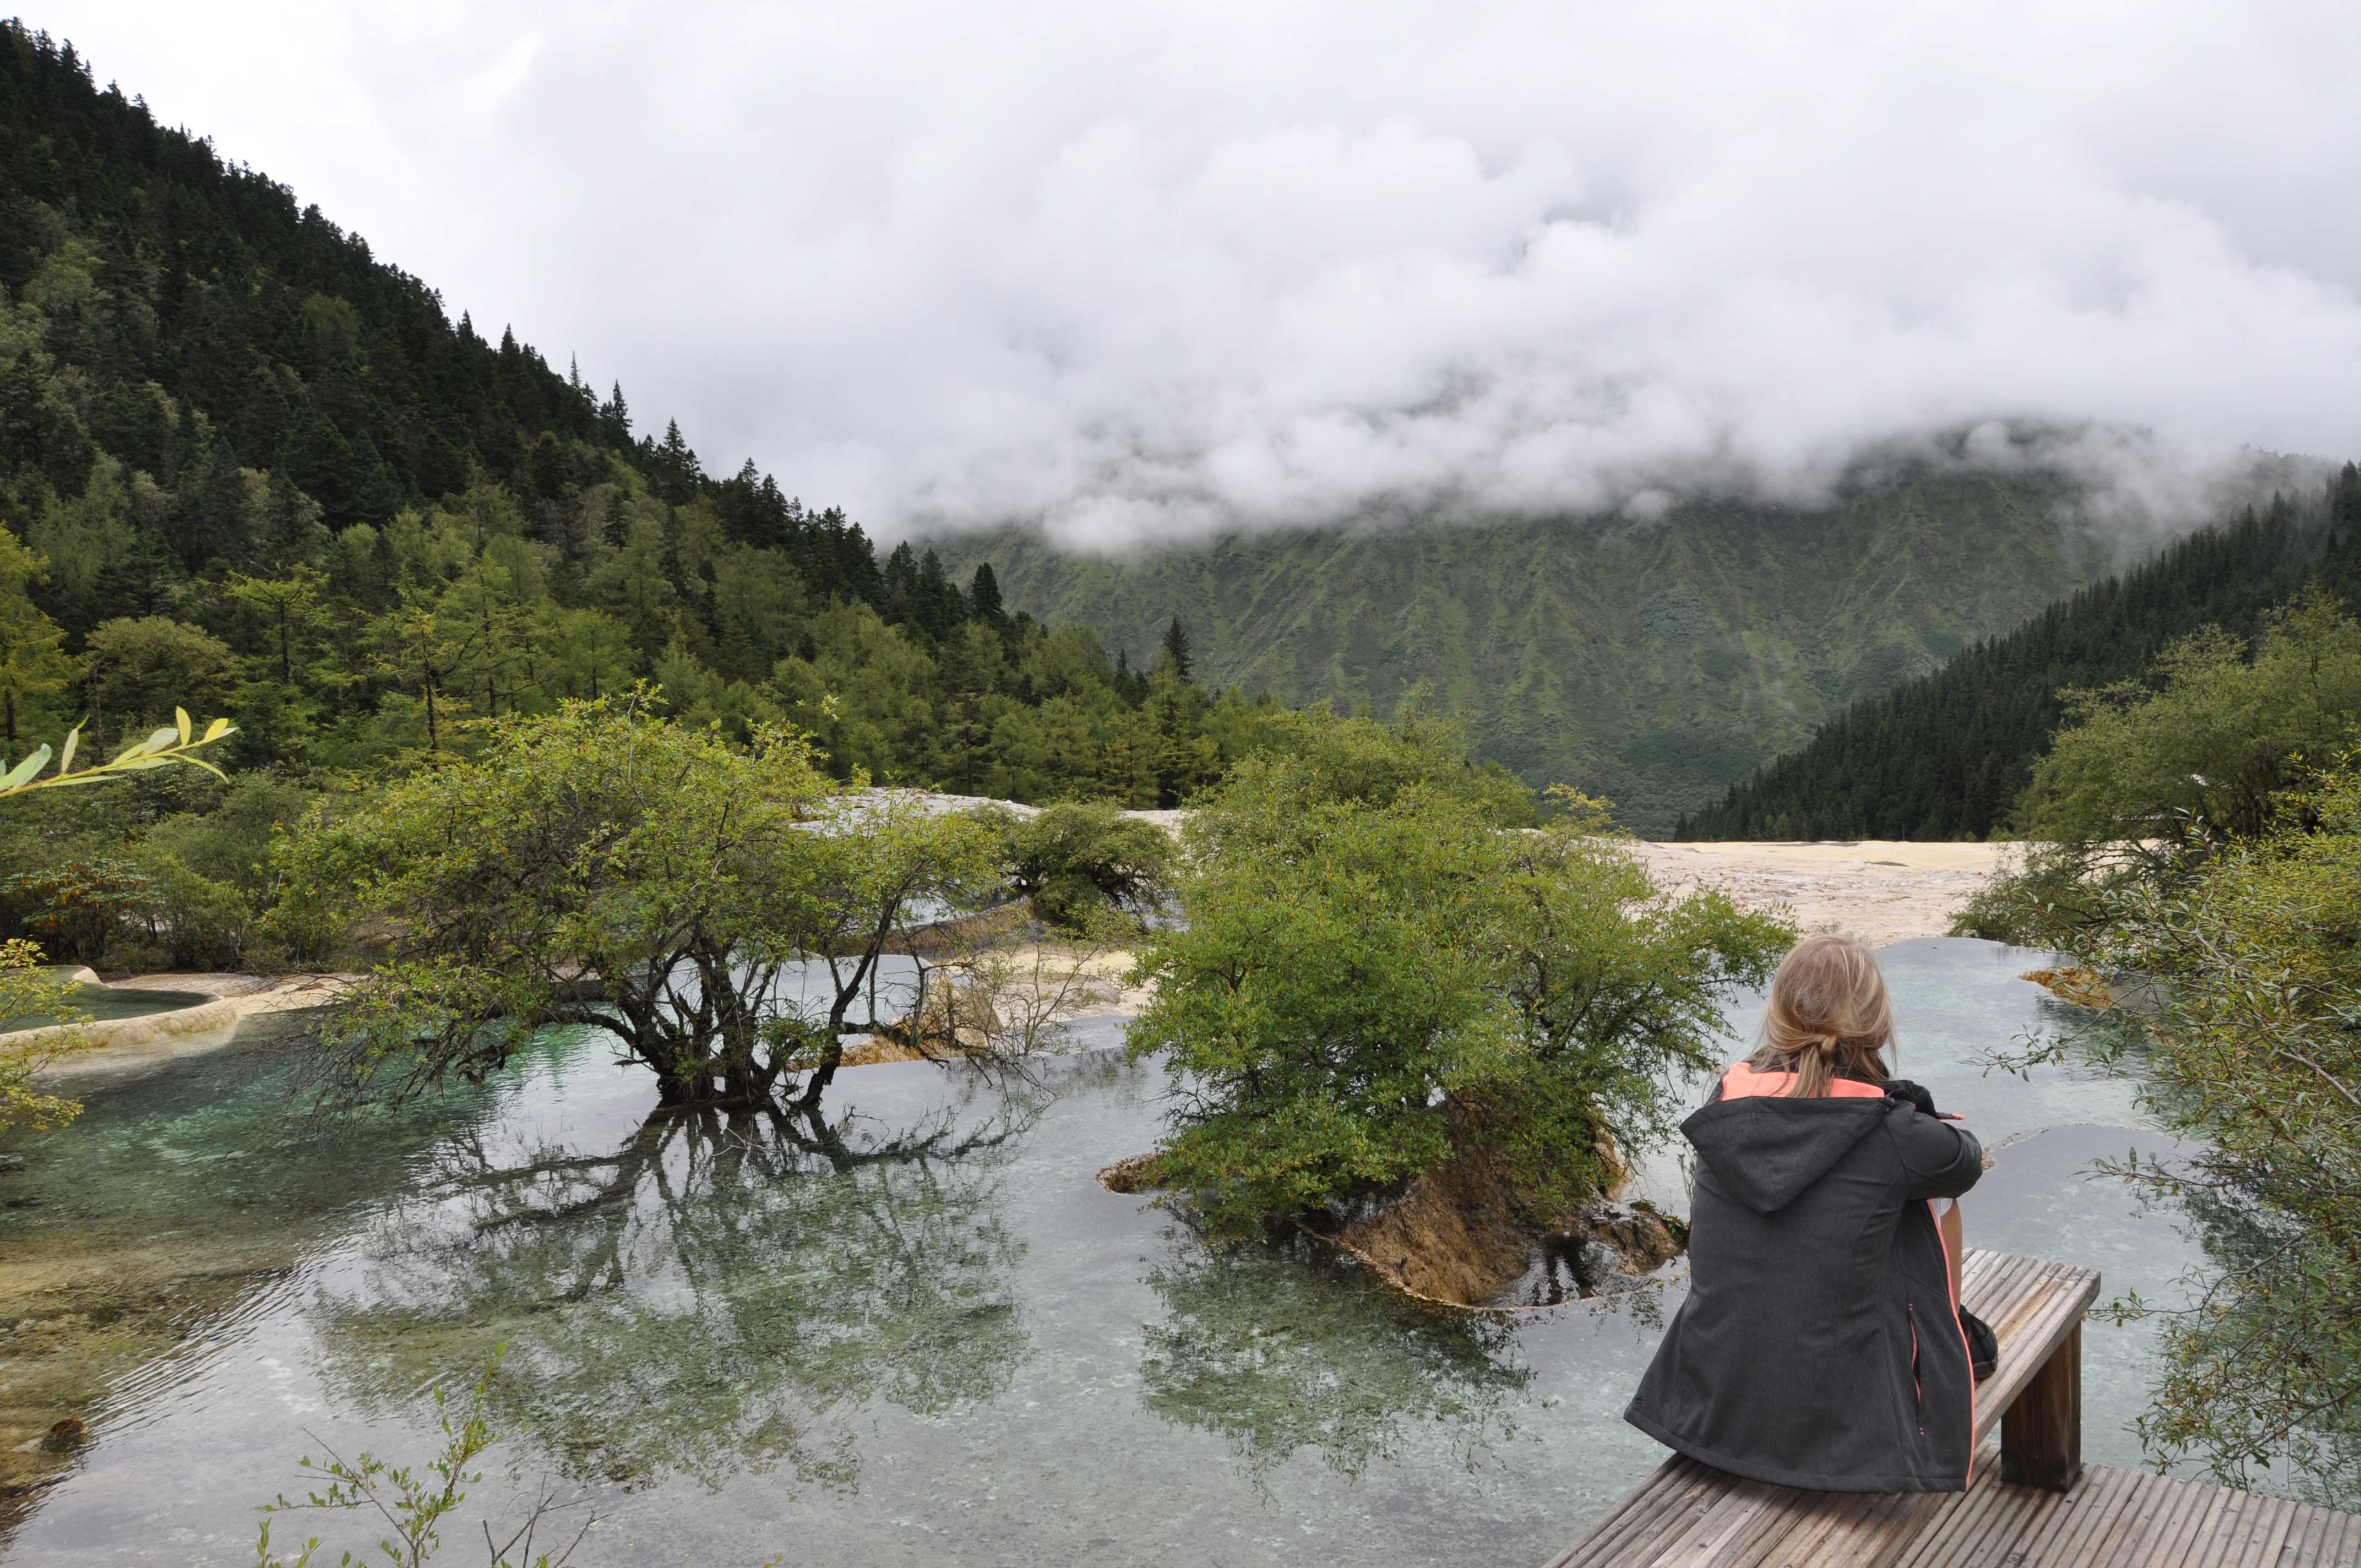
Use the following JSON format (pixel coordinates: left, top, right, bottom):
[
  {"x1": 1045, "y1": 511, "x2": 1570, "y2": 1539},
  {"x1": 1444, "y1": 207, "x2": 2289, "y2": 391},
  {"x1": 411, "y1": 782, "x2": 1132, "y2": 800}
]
[{"x1": 1718, "y1": 1063, "x2": 1886, "y2": 1100}]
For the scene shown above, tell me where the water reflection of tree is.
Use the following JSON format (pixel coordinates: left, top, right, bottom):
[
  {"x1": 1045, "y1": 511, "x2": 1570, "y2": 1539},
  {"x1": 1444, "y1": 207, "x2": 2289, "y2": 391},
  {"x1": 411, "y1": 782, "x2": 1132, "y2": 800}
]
[
  {"x1": 309, "y1": 1084, "x2": 1038, "y2": 1493},
  {"x1": 1137, "y1": 1234, "x2": 1531, "y2": 1483}
]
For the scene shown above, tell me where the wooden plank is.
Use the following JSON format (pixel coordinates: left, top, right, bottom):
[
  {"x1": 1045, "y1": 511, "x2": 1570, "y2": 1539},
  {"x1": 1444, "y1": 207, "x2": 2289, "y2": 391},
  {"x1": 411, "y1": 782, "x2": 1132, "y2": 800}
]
[
  {"x1": 1717, "y1": 1485, "x2": 1866, "y2": 1567},
  {"x1": 2115, "y1": 1472, "x2": 2195, "y2": 1566},
  {"x1": 2289, "y1": 1504, "x2": 2346, "y2": 1568},
  {"x1": 1553, "y1": 1458, "x2": 1735, "y2": 1568},
  {"x1": 2173, "y1": 1473, "x2": 2269, "y2": 1568},
  {"x1": 1974, "y1": 1265, "x2": 2099, "y2": 1449},
  {"x1": 1544, "y1": 1458, "x2": 1695, "y2": 1566},
  {"x1": 2253, "y1": 1496, "x2": 2304, "y2": 1568},
  {"x1": 1526, "y1": 1250, "x2": 2361, "y2": 1568},
  {"x1": 1654, "y1": 1470, "x2": 1805, "y2": 1565},
  {"x1": 2136, "y1": 1474, "x2": 2226, "y2": 1568},
  {"x1": 2210, "y1": 1492, "x2": 2285, "y2": 1558},
  {"x1": 1824, "y1": 1458, "x2": 2361, "y2": 1568},
  {"x1": 1794, "y1": 1488, "x2": 1903, "y2": 1566},
  {"x1": 1900, "y1": 1455, "x2": 2044, "y2": 1568},
  {"x1": 2166, "y1": 1482, "x2": 2246, "y2": 1568},
  {"x1": 2003, "y1": 1323, "x2": 2083, "y2": 1490},
  {"x1": 1612, "y1": 1462, "x2": 1745, "y2": 1565},
  {"x1": 2032, "y1": 1465, "x2": 2157, "y2": 1568},
  {"x1": 1543, "y1": 1460, "x2": 1683, "y2": 1568},
  {"x1": 2280, "y1": 1505, "x2": 2327, "y2": 1568},
  {"x1": 2304, "y1": 1505, "x2": 2361, "y2": 1568},
  {"x1": 2208, "y1": 1485, "x2": 2290, "y2": 1568},
  {"x1": 2043, "y1": 1463, "x2": 2147, "y2": 1568}
]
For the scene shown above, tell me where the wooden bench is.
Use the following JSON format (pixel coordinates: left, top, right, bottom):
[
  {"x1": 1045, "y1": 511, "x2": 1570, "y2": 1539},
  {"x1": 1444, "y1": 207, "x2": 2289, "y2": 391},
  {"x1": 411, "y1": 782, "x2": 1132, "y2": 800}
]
[{"x1": 1543, "y1": 1248, "x2": 2100, "y2": 1568}]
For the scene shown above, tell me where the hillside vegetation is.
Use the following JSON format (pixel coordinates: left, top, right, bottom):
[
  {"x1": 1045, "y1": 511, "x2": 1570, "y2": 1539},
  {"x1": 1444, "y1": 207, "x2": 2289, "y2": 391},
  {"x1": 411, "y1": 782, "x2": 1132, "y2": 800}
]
[
  {"x1": 935, "y1": 472, "x2": 2137, "y2": 834},
  {"x1": 1687, "y1": 473, "x2": 2361, "y2": 840},
  {"x1": 0, "y1": 25, "x2": 1303, "y2": 970}
]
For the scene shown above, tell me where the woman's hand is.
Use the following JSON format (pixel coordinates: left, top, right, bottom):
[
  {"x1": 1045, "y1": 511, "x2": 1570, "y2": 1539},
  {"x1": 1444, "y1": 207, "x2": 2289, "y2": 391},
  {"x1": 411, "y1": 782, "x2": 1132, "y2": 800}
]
[{"x1": 1881, "y1": 1078, "x2": 1941, "y2": 1118}]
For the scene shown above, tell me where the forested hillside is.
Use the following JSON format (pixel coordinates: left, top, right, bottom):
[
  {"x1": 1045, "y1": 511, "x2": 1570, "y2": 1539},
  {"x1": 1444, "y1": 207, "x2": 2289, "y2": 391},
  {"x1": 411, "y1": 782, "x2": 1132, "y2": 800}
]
[
  {"x1": 935, "y1": 472, "x2": 2159, "y2": 834},
  {"x1": 0, "y1": 22, "x2": 1272, "y2": 812},
  {"x1": 0, "y1": 23, "x2": 1338, "y2": 970},
  {"x1": 1684, "y1": 472, "x2": 2361, "y2": 840}
]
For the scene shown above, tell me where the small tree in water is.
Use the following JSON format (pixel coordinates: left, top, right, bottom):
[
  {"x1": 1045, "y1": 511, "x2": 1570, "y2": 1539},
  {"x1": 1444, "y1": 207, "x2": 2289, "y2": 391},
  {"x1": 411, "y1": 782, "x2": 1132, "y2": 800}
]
[
  {"x1": 274, "y1": 695, "x2": 999, "y2": 1114},
  {"x1": 1124, "y1": 707, "x2": 1793, "y2": 1244}
]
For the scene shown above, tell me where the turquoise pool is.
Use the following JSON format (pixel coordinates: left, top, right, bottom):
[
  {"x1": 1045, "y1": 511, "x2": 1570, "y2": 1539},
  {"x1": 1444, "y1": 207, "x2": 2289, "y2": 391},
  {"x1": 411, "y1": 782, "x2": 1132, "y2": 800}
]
[
  {"x1": 0, "y1": 939, "x2": 2215, "y2": 1565},
  {"x1": 0, "y1": 984, "x2": 211, "y2": 1032}
]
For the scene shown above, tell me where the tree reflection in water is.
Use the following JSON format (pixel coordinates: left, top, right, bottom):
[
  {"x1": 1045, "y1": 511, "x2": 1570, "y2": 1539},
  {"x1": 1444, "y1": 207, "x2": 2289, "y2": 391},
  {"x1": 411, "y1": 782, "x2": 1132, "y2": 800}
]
[
  {"x1": 1138, "y1": 1233, "x2": 1532, "y2": 1483},
  {"x1": 306, "y1": 1075, "x2": 1040, "y2": 1493}
]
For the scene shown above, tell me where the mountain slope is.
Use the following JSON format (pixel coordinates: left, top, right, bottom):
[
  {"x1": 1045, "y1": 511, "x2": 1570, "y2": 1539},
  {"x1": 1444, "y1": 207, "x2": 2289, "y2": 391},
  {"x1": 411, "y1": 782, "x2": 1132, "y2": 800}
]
[
  {"x1": 934, "y1": 471, "x2": 2129, "y2": 833},
  {"x1": 0, "y1": 24, "x2": 1243, "y2": 821},
  {"x1": 1684, "y1": 473, "x2": 2361, "y2": 840},
  {"x1": 0, "y1": 24, "x2": 893, "y2": 629}
]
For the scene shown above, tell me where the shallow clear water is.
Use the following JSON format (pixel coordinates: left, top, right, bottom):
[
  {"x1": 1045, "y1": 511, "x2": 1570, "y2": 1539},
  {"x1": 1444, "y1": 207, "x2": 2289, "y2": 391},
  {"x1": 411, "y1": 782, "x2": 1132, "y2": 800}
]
[
  {"x1": 0, "y1": 940, "x2": 2215, "y2": 1565},
  {"x1": 0, "y1": 985, "x2": 211, "y2": 1030}
]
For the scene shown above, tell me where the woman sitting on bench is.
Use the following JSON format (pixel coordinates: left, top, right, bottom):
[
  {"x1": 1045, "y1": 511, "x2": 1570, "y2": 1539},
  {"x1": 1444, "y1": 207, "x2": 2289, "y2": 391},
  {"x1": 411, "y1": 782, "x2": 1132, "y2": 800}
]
[{"x1": 1625, "y1": 934, "x2": 1996, "y2": 1494}]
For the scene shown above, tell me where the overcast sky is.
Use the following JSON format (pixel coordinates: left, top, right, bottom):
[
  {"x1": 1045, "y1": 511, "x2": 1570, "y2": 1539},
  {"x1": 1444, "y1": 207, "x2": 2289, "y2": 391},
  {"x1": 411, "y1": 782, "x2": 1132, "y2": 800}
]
[{"x1": 34, "y1": 1, "x2": 2361, "y2": 549}]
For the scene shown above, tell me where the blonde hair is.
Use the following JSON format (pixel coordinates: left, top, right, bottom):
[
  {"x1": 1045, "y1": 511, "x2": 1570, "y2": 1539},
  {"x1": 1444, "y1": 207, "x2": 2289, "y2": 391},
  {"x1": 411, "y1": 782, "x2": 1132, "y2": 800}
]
[{"x1": 1748, "y1": 934, "x2": 1894, "y2": 1097}]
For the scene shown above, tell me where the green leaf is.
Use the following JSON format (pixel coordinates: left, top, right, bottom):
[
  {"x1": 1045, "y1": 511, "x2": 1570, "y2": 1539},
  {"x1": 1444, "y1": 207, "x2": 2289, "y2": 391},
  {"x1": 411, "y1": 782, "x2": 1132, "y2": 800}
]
[{"x1": 0, "y1": 745, "x2": 51, "y2": 791}]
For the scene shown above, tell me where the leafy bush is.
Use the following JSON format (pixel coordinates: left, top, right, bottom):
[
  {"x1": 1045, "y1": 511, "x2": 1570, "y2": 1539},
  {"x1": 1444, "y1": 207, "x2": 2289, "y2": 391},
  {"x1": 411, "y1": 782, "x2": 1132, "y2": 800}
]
[
  {"x1": 993, "y1": 801, "x2": 1173, "y2": 933},
  {"x1": 1126, "y1": 719, "x2": 1789, "y2": 1239},
  {"x1": 273, "y1": 698, "x2": 999, "y2": 1113},
  {"x1": 2021, "y1": 769, "x2": 2361, "y2": 1501},
  {"x1": 0, "y1": 936, "x2": 92, "y2": 1131},
  {"x1": 133, "y1": 773, "x2": 315, "y2": 968},
  {"x1": 1958, "y1": 590, "x2": 2361, "y2": 949},
  {"x1": 1966, "y1": 590, "x2": 2361, "y2": 1498}
]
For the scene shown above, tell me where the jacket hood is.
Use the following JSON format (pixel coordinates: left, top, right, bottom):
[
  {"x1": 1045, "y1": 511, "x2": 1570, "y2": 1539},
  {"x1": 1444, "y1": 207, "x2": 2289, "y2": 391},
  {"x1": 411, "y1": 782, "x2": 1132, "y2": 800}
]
[{"x1": 1682, "y1": 1096, "x2": 1889, "y2": 1215}]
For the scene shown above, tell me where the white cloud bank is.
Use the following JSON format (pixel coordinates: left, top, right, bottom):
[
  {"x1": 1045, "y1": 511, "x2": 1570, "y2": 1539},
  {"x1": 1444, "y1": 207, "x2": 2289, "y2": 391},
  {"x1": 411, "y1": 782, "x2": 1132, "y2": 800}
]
[{"x1": 37, "y1": 0, "x2": 2361, "y2": 550}]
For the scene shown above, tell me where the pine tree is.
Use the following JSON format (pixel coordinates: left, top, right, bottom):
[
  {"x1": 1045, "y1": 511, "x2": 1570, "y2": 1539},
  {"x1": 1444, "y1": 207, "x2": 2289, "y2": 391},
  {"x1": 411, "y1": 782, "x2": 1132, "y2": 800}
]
[
  {"x1": 652, "y1": 420, "x2": 703, "y2": 504},
  {"x1": 1159, "y1": 614, "x2": 1194, "y2": 682},
  {"x1": 599, "y1": 383, "x2": 632, "y2": 445},
  {"x1": 916, "y1": 548, "x2": 965, "y2": 641},
  {"x1": 968, "y1": 561, "x2": 1007, "y2": 626}
]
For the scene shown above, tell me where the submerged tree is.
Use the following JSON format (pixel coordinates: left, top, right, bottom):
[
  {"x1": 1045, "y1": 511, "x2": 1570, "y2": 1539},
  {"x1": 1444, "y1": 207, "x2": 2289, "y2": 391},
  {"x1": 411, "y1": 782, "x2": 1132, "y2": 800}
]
[
  {"x1": 1137, "y1": 1232, "x2": 1530, "y2": 1482},
  {"x1": 305, "y1": 1067, "x2": 1035, "y2": 1494},
  {"x1": 274, "y1": 696, "x2": 1000, "y2": 1113}
]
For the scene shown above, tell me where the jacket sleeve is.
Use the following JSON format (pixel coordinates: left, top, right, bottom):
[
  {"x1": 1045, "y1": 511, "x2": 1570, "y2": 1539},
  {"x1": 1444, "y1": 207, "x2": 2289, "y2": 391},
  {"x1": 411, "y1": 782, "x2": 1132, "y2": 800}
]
[{"x1": 1886, "y1": 1103, "x2": 1983, "y2": 1200}]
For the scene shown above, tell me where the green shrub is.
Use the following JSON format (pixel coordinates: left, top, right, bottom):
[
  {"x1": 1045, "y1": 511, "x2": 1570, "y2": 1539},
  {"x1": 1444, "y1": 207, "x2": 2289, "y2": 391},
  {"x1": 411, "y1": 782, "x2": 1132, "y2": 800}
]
[
  {"x1": 1127, "y1": 721, "x2": 1789, "y2": 1239},
  {"x1": 993, "y1": 801, "x2": 1173, "y2": 933}
]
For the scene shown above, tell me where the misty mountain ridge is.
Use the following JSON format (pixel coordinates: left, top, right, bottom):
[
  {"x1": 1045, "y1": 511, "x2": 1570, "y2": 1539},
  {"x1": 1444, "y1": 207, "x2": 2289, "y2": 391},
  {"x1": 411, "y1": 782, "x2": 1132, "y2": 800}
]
[
  {"x1": 930, "y1": 452, "x2": 2318, "y2": 836},
  {"x1": 5, "y1": 23, "x2": 2324, "y2": 840}
]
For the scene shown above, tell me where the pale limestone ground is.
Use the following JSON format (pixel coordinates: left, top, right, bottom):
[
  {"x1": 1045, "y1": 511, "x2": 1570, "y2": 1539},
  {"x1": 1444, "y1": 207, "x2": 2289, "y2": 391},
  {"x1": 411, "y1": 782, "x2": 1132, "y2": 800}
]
[
  {"x1": 108, "y1": 970, "x2": 356, "y2": 1013},
  {"x1": 1631, "y1": 840, "x2": 2017, "y2": 948},
  {"x1": 33, "y1": 824, "x2": 2011, "y2": 1081},
  {"x1": 31, "y1": 972, "x2": 357, "y2": 1084}
]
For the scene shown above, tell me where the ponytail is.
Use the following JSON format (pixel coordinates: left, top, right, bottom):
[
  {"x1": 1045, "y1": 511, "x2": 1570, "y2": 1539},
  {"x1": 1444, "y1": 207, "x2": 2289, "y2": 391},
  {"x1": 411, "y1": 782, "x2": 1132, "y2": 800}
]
[{"x1": 1749, "y1": 935, "x2": 1894, "y2": 1096}]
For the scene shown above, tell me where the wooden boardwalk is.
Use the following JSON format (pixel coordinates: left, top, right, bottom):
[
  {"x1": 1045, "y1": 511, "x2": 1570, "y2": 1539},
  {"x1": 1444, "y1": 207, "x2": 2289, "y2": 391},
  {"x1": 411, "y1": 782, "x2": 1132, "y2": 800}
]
[
  {"x1": 1894, "y1": 1449, "x2": 2360, "y2": 1568},
  {"x1": 1543, "y1": 1248, "x2": 2359, "y2": 1568}
]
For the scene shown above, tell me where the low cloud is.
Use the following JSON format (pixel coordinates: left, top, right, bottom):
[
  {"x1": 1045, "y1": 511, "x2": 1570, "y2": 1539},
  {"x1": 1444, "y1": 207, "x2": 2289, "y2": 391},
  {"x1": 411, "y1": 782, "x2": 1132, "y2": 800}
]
[{"x1": 46, "y1": 0, "x2": 2361, "y2": 551}]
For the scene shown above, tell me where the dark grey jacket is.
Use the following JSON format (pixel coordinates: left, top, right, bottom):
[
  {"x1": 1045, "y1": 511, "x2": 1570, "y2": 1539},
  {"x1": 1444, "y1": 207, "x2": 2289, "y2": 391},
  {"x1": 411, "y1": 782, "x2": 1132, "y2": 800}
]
[{"x1": 1623, "y1": 1072, "x2": 1984, "y2": 1493}]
